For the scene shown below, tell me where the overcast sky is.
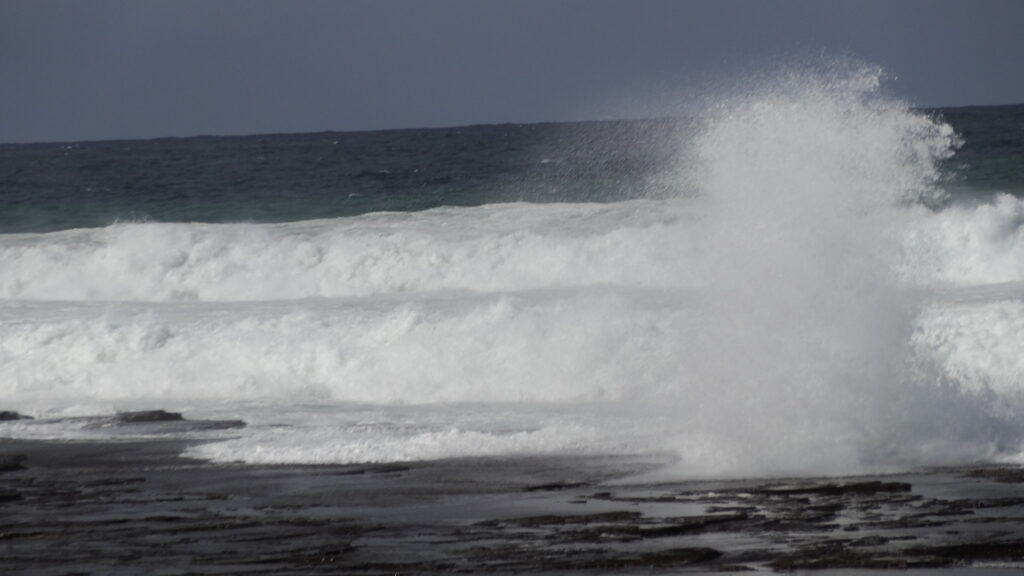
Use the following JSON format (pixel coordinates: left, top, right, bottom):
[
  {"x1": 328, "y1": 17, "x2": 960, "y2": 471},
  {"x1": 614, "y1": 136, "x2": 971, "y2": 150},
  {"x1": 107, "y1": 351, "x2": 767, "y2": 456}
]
[{"x1": 2, "y1": 0, "x2": 1022, "y2": 143}]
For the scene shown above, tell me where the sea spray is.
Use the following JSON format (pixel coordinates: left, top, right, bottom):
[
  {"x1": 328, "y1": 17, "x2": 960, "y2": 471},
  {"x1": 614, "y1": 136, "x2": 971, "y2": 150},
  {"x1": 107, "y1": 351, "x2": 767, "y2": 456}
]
[{"x1": 649, "y1": 64, "x2": 1017, "y2": 476}]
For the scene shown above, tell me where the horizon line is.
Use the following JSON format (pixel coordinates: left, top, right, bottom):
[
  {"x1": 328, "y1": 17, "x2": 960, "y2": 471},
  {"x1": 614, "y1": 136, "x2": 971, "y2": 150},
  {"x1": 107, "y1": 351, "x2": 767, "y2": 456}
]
[{"x1": 3, "y1": 101, "x2": 1022, "y2": 147}]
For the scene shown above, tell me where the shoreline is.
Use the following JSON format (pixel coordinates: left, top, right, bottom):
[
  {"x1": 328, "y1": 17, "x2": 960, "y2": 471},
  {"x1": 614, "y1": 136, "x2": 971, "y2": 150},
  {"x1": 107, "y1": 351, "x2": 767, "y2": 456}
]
[{"x1": 4, "y1": 438, "x2": 1024, "y2": 574}]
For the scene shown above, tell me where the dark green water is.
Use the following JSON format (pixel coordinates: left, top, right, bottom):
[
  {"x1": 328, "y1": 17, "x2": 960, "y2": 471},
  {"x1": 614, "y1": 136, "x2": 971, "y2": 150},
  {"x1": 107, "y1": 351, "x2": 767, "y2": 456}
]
[{"x1": 0, "y1": 105, "x2": 1021, "y2": 234}]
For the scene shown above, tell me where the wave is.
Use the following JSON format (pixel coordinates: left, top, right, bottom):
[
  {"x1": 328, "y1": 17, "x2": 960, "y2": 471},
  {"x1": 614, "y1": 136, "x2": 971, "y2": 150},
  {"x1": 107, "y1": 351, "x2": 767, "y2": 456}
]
[
  {"x1": 1, "y1": 290, "x2": 1018, "y2": 404},
  {"x1": 0, "y1": 289, "x2": 1020, "y2": 472},
  {"x1": 2, "y1": 194, "x2": 1024, "y2": 302},
  {"x1": 0, "y1": 291, "x2": 687, "y2": 411},
  {"x1": 0, "y1": 201, "x2": 702, "y2": 301},
  {"x1": 899, "y1": 194, "x2": 1024, "y2": 285},
  {"x1": 4, "y1": 62, "x2": 1024, "y2": 476}
]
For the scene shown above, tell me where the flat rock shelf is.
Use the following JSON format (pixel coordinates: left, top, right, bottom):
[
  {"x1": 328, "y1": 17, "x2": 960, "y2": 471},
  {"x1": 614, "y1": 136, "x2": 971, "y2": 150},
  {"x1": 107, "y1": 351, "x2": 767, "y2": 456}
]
[{"x1": 3, "y1": 438, "x2": 1024, "y2": 574}]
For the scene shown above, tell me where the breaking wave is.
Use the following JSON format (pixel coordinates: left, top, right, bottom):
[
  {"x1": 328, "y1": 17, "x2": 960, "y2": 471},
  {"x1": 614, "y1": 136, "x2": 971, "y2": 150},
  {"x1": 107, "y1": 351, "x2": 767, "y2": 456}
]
[{"x1": 3, "y1": 63, "x2": 1024, "y2": 476}]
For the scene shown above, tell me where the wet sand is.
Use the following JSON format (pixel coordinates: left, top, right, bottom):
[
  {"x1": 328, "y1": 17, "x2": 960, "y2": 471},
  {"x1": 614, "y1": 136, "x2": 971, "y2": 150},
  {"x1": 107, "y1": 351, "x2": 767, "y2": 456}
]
[{"x1": 3, "y1": 437, "x2": 1024, "y2": 574}]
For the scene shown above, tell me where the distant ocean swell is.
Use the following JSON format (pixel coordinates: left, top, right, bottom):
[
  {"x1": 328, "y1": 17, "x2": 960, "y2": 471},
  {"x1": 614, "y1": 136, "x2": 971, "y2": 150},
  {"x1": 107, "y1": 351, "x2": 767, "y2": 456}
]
[{"x1": 2, "y1": 63, "x2": 1024, "y2": 476}]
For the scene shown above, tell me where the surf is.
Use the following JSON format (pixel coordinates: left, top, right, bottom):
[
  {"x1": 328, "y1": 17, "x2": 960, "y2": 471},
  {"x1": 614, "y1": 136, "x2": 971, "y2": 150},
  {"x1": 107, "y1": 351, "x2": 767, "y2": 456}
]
[{"x1": 2, "y1": 63, "x2": 1024, "y2": 477}]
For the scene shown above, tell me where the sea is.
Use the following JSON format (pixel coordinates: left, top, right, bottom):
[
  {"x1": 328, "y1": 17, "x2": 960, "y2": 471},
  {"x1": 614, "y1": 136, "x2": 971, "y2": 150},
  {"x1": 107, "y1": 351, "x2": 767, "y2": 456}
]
[{"x1": 2, "y1": 67, "x2": 1023, "y2": 479}]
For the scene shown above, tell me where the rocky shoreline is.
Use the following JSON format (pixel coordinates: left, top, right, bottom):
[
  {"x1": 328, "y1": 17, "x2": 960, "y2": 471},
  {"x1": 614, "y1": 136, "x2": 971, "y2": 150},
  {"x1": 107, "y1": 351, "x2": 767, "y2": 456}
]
[{"x1": 3, "y1": 435, "x2": 1024, "y2": 574}]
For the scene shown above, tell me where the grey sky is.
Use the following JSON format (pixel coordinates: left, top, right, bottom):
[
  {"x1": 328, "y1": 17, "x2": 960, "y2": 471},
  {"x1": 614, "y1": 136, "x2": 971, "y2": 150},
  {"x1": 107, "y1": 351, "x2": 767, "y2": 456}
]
[{"x1": 2, "y1": 0, "x2": 1022, "y2": 143}]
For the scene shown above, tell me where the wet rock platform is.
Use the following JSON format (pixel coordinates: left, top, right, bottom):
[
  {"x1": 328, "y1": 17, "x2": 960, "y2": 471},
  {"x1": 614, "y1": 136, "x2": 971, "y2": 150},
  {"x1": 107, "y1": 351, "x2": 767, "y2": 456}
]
[{"x1": 3, "y1": 438, "x2": 1024, "y2": 574}]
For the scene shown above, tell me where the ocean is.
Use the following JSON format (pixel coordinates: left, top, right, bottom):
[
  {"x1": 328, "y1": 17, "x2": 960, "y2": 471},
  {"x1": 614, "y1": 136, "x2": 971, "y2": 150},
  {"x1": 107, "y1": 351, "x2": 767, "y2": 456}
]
[{"x1": 2, "y1": 67, "x2": 1023, "y2": 479}]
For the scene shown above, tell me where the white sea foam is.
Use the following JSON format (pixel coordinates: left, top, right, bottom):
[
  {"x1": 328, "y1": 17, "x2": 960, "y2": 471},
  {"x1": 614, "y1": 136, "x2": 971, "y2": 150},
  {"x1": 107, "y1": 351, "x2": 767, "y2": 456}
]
[
  {"x1": 2, "y1": 195, "x2": 1022, "y2": 304},
  {"x1": 186, "y1": 421, "x2": 601, "y2": 465},
  {"x1": 0, "y1": 289, "x2": 690, "y2": 412},
  {"x1": 3, "y1": 63, "x2": 1024, "y2": 475},
  {"x1": 0, "y1": 288, "x2": 1018, "y2": 470},
  {"x1": 3, "y1": 191, "x2": 1024, "y2": 307},
  {"x1": 899, "y1": 194, "x2": 1024, "y2": 286},
  {"x1": 0, "y1": 201, "x2": 701, "y2": 302},
  {"x1": 913, "y1": 300, "x2": 1024, "y2": 399}
]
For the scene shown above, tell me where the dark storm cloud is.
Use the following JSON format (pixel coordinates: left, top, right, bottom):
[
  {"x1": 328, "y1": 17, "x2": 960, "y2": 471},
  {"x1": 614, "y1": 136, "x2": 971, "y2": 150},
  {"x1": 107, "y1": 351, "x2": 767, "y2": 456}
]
[{"x1": 1, "y1": 0, "x2": 1022, "y2": 143}]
